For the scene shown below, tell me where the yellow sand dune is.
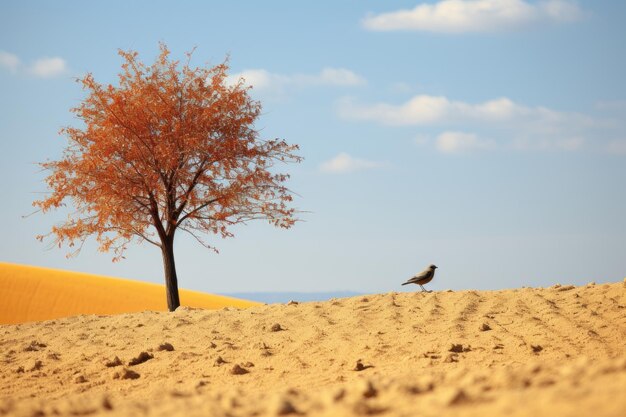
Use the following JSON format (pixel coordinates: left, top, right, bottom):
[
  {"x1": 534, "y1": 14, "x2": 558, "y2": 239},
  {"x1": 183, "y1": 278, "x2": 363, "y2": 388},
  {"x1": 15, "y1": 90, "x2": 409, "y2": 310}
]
[{"x1": 0, "y1": 262, "x2": 260, "y2": 324}]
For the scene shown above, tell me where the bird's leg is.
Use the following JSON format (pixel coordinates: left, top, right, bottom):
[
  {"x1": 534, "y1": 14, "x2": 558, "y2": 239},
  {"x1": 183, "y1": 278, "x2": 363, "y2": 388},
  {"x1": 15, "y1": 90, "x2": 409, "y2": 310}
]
[{"x1": 420, "y1": 285, "x2": 426, "y2": 292}]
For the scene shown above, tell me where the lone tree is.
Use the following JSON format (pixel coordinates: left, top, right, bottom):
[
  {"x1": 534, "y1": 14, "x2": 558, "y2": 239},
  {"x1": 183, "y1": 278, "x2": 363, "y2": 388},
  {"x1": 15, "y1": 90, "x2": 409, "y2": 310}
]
[{"x1": 34, "y1": 44, "x2": 301, "y2": 311}]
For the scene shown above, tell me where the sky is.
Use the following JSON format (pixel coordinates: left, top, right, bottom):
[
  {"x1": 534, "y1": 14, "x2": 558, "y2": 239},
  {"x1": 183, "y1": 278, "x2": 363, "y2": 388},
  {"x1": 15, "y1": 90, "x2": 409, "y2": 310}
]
[{"x1": 1, "y1": 0, "x2": 625, "y2": 295}]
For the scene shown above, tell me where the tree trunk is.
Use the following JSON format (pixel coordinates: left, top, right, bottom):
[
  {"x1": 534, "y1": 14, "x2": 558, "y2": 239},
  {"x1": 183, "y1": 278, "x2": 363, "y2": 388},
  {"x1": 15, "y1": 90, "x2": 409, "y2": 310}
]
[{"x1": 161, "y1": 238, "x2": 181, "y2": 312}]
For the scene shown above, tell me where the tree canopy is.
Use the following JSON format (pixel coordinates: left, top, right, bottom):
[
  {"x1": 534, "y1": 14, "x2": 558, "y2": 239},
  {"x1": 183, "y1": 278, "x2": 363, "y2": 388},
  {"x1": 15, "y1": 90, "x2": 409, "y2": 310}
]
[{"x1": 34, "y1": 44, "x2": 301, "y2": 310}]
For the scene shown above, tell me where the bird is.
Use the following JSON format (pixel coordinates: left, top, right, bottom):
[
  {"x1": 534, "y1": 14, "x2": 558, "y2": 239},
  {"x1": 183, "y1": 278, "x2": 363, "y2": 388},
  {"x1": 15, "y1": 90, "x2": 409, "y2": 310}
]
[{"x1": 402, "y1": 264, "x2": 438, "y2": 292}]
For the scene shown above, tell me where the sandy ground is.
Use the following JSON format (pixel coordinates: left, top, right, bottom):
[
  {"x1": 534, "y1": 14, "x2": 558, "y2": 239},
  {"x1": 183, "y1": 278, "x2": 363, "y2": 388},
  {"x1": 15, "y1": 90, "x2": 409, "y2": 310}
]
[{"x1": 1, "y1": 280, "x2": 626, "y2": 417}]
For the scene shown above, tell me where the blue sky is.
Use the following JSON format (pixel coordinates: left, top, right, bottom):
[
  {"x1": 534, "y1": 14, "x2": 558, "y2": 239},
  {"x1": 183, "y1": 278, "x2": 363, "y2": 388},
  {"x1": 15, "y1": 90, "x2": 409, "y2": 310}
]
[{"x1": 1, "y1": 0, "x2": 625, "y2": 294}]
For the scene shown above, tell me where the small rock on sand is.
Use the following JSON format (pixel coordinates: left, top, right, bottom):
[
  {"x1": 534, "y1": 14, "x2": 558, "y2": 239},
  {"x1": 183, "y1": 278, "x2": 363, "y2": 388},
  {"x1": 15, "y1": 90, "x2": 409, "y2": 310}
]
[
  {"x1": 24, "y1": 341, "x2": 47, "y2": 352},
  {"x1": 121, "y1": 369, "x2": 140, "y2": 380},
  {"x1": 352, "y1": 401, "x2": 386, "y2": 415},
  {"x1": 445, "y1": 388, "x2": 471, "y2": 406},
  {"x1": 102, "y1": 396, "x2": 113, "y2": 410},
  {"x1": 275, "y1": 398, "x2": 298, "y2": 415},
  {"x1": 158, "y1": 343, "x2": 174, "y2": 352},
  {"x1": 270, "y1": 323, "x2": 284, "y2": 332},
  {"x1": 230, "y1": 364, "x2": 249, "y2": 375},
  {"x1": 444, "y1": 354, "x2": 458, "y2": 363},
  {"x1": 479, "y1": 323, "x2": 492, "y2": 331},
  {"x1": 214, "y1": 356, "x2": 227, "y2": 366},
  {"x1": 30, "y1": 361, "x2": 43, "y2": 371},
  {"x1": 333, "y1": 388, "x2": 346, "y2": 402},
  {"x1": 354, "y1": 359, "x2": 374, "y2": 371},
  {"x1": 362, "y1": 381, "x2": 377, "y2": 398},
  {"x1": 105, "y1": 356, "x2": 123, "y2": 367},
  {"x1": 449, "y1": 344, "x2": 470, "y2": 353},
  {"x1": 128, "y1": 352, "x2": 153, "y2": 366},
  {"x1": 531, "y1": 344, "x2": 543, "y2": 353}
]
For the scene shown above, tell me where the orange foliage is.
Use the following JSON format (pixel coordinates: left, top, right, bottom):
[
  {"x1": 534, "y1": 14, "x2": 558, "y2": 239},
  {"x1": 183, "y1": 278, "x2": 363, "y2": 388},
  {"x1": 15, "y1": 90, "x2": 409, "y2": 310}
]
[{"x1": 34, "y1": 44, "x2": 301, "y2": 309}]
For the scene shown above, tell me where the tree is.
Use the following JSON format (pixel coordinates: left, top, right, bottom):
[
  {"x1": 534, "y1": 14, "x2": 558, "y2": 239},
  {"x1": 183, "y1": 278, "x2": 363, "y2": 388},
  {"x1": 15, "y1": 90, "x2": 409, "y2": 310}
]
[{"x1": 34, "y1": 44, "x2": 301, "y2": 311}]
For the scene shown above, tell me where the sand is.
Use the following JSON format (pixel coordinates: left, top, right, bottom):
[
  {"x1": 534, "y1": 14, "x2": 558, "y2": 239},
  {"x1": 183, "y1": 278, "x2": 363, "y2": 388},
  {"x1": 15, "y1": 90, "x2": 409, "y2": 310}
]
[
  {"x1": 1, "y1": 280, "x2": 626, "y2": 416},
  {"x1": 0, "y1": 263, "x2": 260, "y2": 325}
]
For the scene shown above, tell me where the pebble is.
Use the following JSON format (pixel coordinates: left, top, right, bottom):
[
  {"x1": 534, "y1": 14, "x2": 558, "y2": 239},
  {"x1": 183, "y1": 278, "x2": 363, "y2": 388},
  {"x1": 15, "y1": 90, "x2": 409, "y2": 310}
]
[{"x1": 230, "y1": 364, "x2": 249, "y2": 375}]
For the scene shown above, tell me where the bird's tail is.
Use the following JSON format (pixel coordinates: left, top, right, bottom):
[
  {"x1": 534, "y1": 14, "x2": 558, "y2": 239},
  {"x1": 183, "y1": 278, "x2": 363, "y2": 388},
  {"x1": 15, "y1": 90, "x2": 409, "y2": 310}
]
[{"x1": 401, "y1": 282, "x2": 409, "y2": 286}]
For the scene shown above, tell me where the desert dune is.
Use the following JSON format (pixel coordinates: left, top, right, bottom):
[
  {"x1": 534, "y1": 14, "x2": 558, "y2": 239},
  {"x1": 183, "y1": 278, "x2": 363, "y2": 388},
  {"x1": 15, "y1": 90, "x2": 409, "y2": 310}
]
[
  {"x1": 1, "y1": 278, "x2": 625, "y2": 416},
  {"x1": 0, "y1": 263, "x2": 260, "y2": 325}
]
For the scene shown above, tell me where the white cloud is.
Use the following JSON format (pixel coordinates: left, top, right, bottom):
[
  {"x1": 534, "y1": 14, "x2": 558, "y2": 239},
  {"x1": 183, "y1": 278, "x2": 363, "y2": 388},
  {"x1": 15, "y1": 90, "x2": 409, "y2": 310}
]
[
  {"x1": 317, "y1": 68, "x2": 366, "y2": 86},
  {"x1": 319, "y1": 152, "x2": 384, "y2": 174},
  {"x1": 337, "y1": 94, "x2": 588, "y2": 130},
  {"x1": 337, "y1": 93, "x2": 612, "y2": 153},
  {"x1": 228, "y1": 69, "x2": 274, "y2": 90},
  {"x1": 0, "y1": 52, "x2": 68, "y2": 78},
  {"x1": 228, "y1": 67, "x2": 366, "y2": 95},
  {"x1": 28, "y1": 57, "x2": 67, "y2": 78},
  {"x1": 362, "y1": 0, "x2": 582, "y2": 33},
  {"x1": 338, "y1": 95, "x2": 448, "y2": 125},
  {"x1": 436, "y1": 131, "x2": 495, "y2": 153},
  {"x1": 0, "y1": 51, "x2": 20, "y2": 73}
]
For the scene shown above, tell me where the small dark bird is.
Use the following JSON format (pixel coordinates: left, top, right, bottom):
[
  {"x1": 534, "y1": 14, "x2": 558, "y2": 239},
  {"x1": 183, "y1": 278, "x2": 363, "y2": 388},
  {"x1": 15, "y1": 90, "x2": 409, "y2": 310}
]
[{"x1": 402, "y1": 264, "x2": 438, "y2": 292}]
